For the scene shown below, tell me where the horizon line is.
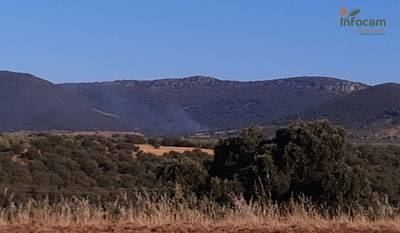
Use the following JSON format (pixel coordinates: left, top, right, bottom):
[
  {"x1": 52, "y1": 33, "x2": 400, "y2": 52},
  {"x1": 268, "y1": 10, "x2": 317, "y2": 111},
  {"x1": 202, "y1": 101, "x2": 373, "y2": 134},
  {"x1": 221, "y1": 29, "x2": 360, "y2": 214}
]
[{"x1": 0, "y1": 69, "x2": 393, "y2": 86}]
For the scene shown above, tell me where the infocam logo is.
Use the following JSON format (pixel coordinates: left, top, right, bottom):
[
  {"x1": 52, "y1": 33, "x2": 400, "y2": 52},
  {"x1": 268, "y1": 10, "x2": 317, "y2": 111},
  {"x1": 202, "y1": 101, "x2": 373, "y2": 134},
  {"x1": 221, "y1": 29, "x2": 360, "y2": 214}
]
[{"x1": 339, "y1": 8, "x2": 386, "y2": 35}]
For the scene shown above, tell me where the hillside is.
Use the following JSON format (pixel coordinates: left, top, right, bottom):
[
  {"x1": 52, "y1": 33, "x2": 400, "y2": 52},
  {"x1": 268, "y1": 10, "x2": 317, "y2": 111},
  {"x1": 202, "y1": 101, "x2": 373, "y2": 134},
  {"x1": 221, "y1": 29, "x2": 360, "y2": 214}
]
[
  {"x1": 0, "y1": 71, "x2": 122, "y2": 131},
  {"x1": 290, "y1": 83, "x2": 400, "y2": 129},
  {"x1": 59, "y1": 75, "x2": 367, "y2": 133},
  {"x1": 0, "y1": 70, "x2": 386, "y2": 133}
]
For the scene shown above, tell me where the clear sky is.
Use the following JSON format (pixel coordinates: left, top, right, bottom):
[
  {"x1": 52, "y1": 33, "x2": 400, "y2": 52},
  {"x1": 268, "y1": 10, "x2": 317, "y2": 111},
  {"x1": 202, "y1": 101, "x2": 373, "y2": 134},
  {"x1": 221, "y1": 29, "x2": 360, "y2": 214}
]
[{"x1": 0, "y1": 0, "x2": 398, "y2": 84}]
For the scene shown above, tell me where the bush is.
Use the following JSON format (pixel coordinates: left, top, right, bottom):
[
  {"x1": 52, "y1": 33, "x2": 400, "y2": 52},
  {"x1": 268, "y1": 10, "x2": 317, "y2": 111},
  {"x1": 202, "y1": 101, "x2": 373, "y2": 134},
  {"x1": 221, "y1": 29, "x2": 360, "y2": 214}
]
[
  {"x1": 0, "y1": 137, "x2": 10, "y2": 152},
  {"x1": 161, "y1": 137, "x2": 196, "y2": 147},
  {"x1": 148, "y1": 138, "x2": 161, "y2": 149},
  {"x1": 272, "y1": 121, "x2": 348, "y2": 202},
  {"x1": 125, "y1": 135, "x2": 146, "y2": 144},
  {"x1": 11, "y1": 143, "x2": 27, "y2": 154}
]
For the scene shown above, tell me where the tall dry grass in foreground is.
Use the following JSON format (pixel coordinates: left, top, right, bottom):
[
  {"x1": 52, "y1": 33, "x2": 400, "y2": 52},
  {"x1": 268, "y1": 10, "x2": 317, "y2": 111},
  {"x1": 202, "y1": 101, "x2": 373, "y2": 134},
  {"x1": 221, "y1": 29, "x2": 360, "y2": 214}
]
[{"x1": 0, "y1": 191, "x2": 399, "y2": 231}]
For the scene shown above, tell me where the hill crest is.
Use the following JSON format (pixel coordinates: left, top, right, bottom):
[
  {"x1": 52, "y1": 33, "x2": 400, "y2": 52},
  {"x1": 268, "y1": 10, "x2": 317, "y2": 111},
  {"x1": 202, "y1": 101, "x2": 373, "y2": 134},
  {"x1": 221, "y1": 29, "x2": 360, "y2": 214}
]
[{"x1": 1, "y1": 70, "x2": 398, "y2": 134}]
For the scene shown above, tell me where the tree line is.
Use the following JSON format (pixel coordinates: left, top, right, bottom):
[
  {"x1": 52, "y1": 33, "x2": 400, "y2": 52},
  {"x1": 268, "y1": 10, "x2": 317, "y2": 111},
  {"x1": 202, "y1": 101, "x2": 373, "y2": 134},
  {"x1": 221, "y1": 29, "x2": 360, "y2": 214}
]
[{"x1": 0, "y1": 121, "x2": 399, "y2": 209}]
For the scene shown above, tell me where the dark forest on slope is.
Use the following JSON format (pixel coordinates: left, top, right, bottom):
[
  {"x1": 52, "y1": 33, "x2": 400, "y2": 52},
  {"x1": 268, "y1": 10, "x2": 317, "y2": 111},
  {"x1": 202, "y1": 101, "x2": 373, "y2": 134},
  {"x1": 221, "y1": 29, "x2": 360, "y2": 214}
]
[{"x1": 6, "y1": 71, "x2": 397, "y2": 134}]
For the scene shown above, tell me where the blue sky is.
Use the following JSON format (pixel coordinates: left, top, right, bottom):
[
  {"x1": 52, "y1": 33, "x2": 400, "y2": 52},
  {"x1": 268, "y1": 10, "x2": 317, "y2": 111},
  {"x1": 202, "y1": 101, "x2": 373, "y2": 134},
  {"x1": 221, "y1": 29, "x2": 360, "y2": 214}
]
[{"x1": 0, "y1": 0, "x2": 398, "y2": 84}]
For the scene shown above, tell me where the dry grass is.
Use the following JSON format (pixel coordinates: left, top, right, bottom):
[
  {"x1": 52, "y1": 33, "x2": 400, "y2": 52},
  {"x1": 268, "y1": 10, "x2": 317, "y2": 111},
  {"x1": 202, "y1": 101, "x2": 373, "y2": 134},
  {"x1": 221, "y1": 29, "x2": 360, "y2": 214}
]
[
  {"x1": 139, "y1": 144, "x2": 214, "y2": 156},
  {"x1": 0, "y1": 193, "x2": 399, "y2": 233}
]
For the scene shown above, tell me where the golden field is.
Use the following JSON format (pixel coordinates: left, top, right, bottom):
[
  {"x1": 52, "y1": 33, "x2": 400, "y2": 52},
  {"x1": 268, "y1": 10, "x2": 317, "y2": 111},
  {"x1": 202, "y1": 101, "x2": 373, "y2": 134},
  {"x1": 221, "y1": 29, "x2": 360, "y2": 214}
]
[
  {"x1": 138, "y1": 144, "x2": 214, "y2": 156},
  {"x1": 0, "y1": 194, "x2": 398, "y2": 233}
]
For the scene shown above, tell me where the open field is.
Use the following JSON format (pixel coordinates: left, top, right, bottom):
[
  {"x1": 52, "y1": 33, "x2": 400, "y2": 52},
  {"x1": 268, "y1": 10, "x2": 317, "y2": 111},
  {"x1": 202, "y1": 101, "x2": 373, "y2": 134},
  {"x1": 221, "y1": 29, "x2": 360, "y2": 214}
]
[
  {"x1": 138, "y1": 144, "x2": 214, "y2": 155},
  {"x1": 0, "y1": 196, "x2": 398, "y2": 233}
]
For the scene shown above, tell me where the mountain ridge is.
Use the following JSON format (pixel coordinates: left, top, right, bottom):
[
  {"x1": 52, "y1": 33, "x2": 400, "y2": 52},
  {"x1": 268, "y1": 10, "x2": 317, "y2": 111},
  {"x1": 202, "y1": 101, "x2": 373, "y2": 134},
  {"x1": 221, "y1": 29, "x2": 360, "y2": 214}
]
[
  {"x1": 1, "y1": 70, "x2": 398, "y2": 134},
  {"x1": 58, "y1": 74, "x2": 368, "y2": 132},
  {"x1": 59, "y1": 75, "x2": 368, "y2": 91}
]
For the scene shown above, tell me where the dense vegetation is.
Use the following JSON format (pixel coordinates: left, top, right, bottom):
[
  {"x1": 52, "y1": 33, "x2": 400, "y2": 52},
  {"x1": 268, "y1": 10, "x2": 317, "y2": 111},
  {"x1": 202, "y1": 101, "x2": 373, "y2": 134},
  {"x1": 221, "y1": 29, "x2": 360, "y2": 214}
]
[
  {"x1": 0, "y1": 134, "x2": 207, "y2": 197},
  {"x1": 2, "y1": 71, "x2": 373, "y2": 133},
  {"x1": 0, "y1": 121, "x2": 399, "y2": 210},
  {"x1": 209, "y1": 122, "x2": 400, "y2": 207},
  {"x1": 295, "y1": 83, "x2": 400, "y2": 129}
]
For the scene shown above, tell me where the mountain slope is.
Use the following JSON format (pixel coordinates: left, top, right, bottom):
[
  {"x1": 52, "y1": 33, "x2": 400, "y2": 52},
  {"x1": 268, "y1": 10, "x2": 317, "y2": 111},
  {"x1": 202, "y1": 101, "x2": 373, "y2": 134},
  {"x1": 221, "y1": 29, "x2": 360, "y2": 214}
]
[
  {"x1": 0, "y1": 71, "x2": 374, "y2": 133},
  {"x1": 0, "y1": 71, "x2": 122, "y2": 131},
  {"x1": 60, "y1": 76, "x2": 368, "y2": 132},
  {"x1": 290, "y1": 83, "x2": 400, "y2": 128}
]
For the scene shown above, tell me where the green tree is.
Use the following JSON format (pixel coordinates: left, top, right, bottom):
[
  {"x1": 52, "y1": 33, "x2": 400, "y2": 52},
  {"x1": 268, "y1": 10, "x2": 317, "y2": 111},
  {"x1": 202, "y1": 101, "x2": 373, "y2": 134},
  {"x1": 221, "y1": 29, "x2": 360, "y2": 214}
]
[
  {"x1": 272, "y1": 121, "x2": 347, "y2": 202},
  {"x1": 148, "y1": 138, "x2": 161, "y2": 149},
  {"x1": 210, "y1": 127, "x2": 273, "y2": 199}
]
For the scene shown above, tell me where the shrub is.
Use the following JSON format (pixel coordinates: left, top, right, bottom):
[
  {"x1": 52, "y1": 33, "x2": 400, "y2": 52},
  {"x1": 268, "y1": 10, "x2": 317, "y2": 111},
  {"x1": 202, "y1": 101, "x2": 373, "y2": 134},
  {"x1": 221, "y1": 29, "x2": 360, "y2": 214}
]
[
  {"x1": 125, "y1": 135, "x2": 146, "y2": 144},
  {"x1": 148, "y1": 138, "x2": 161, "y2": 149},
  {"x1": 0, "y1": 137, "x2": 10, "y2": 152}
]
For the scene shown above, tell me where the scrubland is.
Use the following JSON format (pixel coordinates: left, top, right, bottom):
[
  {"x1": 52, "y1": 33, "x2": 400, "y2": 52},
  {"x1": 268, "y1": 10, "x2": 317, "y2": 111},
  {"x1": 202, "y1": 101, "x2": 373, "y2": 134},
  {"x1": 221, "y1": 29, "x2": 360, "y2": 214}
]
[{"x1": 1, "y1": 121, "x2": 400, "y2": 232}]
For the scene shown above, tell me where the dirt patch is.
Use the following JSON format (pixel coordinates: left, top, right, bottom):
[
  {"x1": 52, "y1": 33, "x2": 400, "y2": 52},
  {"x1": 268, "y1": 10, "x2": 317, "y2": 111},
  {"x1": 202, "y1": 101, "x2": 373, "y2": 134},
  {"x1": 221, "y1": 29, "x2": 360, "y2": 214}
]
[{"x1": 0, "y1": 223, "x2": 399, "y2": 233}]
